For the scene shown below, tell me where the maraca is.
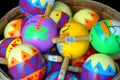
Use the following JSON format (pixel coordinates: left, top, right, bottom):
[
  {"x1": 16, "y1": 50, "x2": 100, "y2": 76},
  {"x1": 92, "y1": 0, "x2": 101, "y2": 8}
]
[
  {"x1": 21, "y1": 0, "x2": 57, "y2": 53},
  {"x1": 19, "y1": 0, "x2": 50, "y2": 19},
  {"x1": 50, "y1": 10, "x2": 71, "y2": 34},
  {"x1": 7, "y1": 44, "x2": 46, "y2": 80},
  {"x1": 81, "y1": 54, "x2": 117, "y2": 80},
  {"x1": 0, "y1": 38, "x2": 23, "y2": 59},
  {"x1": 56, "y1": 21, "x2": 89, "y2": 80},
  {"x1": 52, "y1": 1, "x2": 72, "y2": 17},
  {"x1": 73, "y1": 8, "x2": 99, "y2": 30},
  {"x1": 4, "y1": 19, "x2": 22, "y2": 38},
  {"x1": 53, "y1": 19, "x2": 120, "y2": 55}
]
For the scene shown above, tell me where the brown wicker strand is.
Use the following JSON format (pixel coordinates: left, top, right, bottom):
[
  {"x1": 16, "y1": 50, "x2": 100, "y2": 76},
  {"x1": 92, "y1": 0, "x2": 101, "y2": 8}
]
[{"x1": 0, "y1": 6, "x2": 20, "y2": 34}]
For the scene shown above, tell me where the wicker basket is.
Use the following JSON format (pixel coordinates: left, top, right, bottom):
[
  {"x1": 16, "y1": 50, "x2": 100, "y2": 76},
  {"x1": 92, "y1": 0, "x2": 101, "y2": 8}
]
[
  {"x1": 0, "y1": 0, "x2": 120, "y2": 79},
  {"x1": 0, "y1": 0, "x2": 120, "y2": 39}
]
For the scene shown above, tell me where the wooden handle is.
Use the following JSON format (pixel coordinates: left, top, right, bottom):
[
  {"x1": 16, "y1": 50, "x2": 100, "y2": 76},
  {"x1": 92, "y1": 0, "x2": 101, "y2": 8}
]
[
  {"x1": 0, "y1": 6, "x2": 20, "y2": 34},
  {"x1": 108, "y1": 53, "x2": 120, "y2": 60},
  {"x1": 67, "y1": 66, "x2": 81, "y2": 73},
  {"x1": 0, "y1": 58, "x2": 8, "y2": 65},
  {"x1": 52, "y1": 36, "x2": 90, "y2": 43},
  {"x1": 44, "y1": 54, "x2": 63, "y2": 62},
  {"x1": 112, "y1": 72, "x2": 120, "y2": 80},
  {"x1": 58, "y1": 56, "x2": 70, "y2": 80},
  {"x1": 0, "y1": 68, "x2": 12, "y2": 80},
  {"x1": 44, "y1": 0, "x2": 55, "y2": 16},
  {"x1": 43, "y1": 54, "x2": 81, "y2": 73}
]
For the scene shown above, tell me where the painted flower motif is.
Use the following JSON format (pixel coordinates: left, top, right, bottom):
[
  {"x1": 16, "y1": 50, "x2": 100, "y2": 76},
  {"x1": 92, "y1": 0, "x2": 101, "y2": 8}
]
[{"x1": 24, "y1": 24, "x2": 49, "y2": 40}]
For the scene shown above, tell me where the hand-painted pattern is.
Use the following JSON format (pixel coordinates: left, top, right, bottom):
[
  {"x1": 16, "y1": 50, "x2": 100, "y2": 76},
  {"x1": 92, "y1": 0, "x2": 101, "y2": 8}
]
[{"x1": 24, "y1": 24, "x2": 49, "y2": 40}]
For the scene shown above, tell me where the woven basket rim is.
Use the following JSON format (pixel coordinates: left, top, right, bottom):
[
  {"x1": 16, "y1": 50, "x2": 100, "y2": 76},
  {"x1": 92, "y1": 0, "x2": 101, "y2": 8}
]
[
  {"x1": 84, "y1": 0, "x2": 120, "y2": 14},
  {"x1": 0, "y1": 0, "x2": 120, "y2": 35}
]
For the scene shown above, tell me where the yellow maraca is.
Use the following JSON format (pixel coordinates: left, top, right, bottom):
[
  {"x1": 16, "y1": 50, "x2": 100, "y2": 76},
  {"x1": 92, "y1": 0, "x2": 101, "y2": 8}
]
[{"x1": 56, "y1": 21, "x2": 89, "y2": 80}]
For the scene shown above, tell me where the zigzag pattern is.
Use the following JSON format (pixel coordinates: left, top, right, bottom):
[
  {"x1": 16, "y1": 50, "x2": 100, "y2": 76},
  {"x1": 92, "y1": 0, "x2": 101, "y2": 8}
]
[
  {"x1": 57, "y1": 12, "x2": 70, "y2": 28},
  {"x1": 20, "y1": 0, "x2": 45, "y2": 18},
  {"x1": 9, "y1": 53, "x2": 45, "y2": 79},
  {"x1": 0, "y1": 38, "x2": 13, "y2": 58},
  {"x1": 81, "y1": 67, "x2": 113, "y2": 80}
]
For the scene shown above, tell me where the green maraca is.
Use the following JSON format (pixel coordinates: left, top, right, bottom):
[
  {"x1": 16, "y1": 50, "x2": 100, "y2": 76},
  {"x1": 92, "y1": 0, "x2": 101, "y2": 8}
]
[{"x1": 53, "y1": 19, "x2": 120, "y2": 54}]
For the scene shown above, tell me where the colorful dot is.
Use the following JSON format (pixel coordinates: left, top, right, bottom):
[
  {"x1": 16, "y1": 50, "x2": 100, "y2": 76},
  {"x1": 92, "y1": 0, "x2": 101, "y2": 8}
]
[
  {"x1": 109, "y1": 69, "x2": 112, "y2": 72},
  {"x1": 35, "y1": 74, "x2": 38, "y2": 77},
  {"x1": 11, "y1": 33, "x2": 14, "y2": 36},
  {"x1": 33, "y1": 49, "x2": 37, "y2": 52},
  {"x1": 91, "y1": 14, "x2": 94, "y2": 16},
  {"x1": 86, "y1": 20, "x2": 88, "y2": 23},
  {"x1": 36, "y1": 3, "x2": 39, "y2": 6},
  {"x1": 40, "y1": 29, "x2": 44, "y2": 32},
  {"x1": 31, "y1": 76, "x2": 33, "y2": 79},
  {"x1": 24, "y1": 55, "x2": 26, "y2": 58},
  {"x1": 14, "y1": 24, "x2": 17, "y2": 27},
  {"x1": 12, "y1": 61, "x2": 14, "y2": 64},
  {"x1": 56, "y1": 14, "x2": 59, "y2": 16}
]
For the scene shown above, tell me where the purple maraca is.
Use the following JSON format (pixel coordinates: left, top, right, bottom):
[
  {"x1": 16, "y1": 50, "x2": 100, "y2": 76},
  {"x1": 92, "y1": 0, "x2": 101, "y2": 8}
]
[{"x1": 21, "y1": 15, "x2": 57, "y2": 52}]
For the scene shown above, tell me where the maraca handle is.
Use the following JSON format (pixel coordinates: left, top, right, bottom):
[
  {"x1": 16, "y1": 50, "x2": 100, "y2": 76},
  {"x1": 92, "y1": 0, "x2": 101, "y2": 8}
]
[
  {"x1": 0, "y1": 68, "x2": 12, "y2": 80},
  {"x1": 44, "y1": 0, "x2": 55, "y2": 16},
  {"x1": 68, "y1": 66, "x2": 81, "y2": 73},
  {"x1": 112, "y1": 72, "x2": 120, "y2": 80},
  {"x1": 108, "y1": 53, "x2": 120, "y2": 60},
  {"x1": 52, "y1": 36, "x2": 90, "y2": 43},
  {"x1": 43, "y1": 54, "x2": 63, "y2": 62},
  {"x1": 0, "y1": 58, "x2": 7, "y2": 65},
  {"x1": 58, "y1": 56, "x2": 70, "y2": 80}
]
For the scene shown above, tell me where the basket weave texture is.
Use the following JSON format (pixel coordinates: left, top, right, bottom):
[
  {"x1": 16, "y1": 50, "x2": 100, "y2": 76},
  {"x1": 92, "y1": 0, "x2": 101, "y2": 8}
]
[{"x1": 0, "y1": 0, "x2": 120, "y2": 36}]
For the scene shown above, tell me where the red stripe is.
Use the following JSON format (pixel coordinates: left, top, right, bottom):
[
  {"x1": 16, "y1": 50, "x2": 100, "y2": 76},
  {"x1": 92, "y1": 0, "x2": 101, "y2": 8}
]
[
  {"x1": 20, "y1": 2, "x2": 42, "y2": 15},
  {"x1": 37, "y1": 16, "x2": 45, "y2": 28},
  {"x1": 0, "y1": 52, "x2": 5, "y2": 58},
  {"x1": 25, "y1": 60, "x2": 36, "y2": 71},
  {"x1": 61, "y1": 13, "x2": 68, "y2": 23},
  {"x1": 25, "y1": 54, "x2": 40, "y2": 71},
  {"x1": 0, "y1": 41, "x2": 9, "y2": 49},
  {"x1": 21, "y1": 63, "x2": 25, "y2": 78},
  {"x1": 35, "y1": 54, "x2": 39, "y2": 70},
  {"x1": 92, "y1": 74, "x2": 101, "y2": 80},
  {"x1": 51, "y1": 63, "x2": 61, "y2": 72},
  {"x1": 81, "y1": 69, "x2": 89, "y2": 80},
  {"x1": 11, "y1": 66, "x2": 23, "y2": 78}
]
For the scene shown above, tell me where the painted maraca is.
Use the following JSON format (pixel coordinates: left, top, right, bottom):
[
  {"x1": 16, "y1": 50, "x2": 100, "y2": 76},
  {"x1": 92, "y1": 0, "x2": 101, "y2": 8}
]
[
  {"x1": 19, "y1": 0, "x2": 55, "y2": 19},
  {"x1": 50, "y1": 10, "x2": 71, "y2": 35},
  {"x1": 8, "y1": 44, "x2": 46, "y2": 80},
  {"x1": 21, "y1": 0, "x2": 57, "y2": 53},
  {"x1": 53, "y1": 19, "x2": 120, "y2": 55},
  {"x1": 4, "y1": 19, "x2": 22, "y2": 38},
  {"x1": 0, "y1": 38, "x2": 23, "y2": 59},
  {"x1": 56, "y1": 21, "x2": 89, "y2": 80},
  {"x1": 73, "y1": 8, "x2": 99, "y2": 30},
  {"x1": 81, "y1": 54, "x2": 117, "y2": 80}
]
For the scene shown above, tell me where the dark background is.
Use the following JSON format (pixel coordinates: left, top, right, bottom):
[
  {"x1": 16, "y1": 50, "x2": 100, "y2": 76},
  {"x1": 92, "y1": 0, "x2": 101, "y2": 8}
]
[
  {"x1": 0, "y1": 0, "x2": 119, "y2": 19},
  {"x1": 0, "y1": 0, "x2": 119, "y2": 78}
]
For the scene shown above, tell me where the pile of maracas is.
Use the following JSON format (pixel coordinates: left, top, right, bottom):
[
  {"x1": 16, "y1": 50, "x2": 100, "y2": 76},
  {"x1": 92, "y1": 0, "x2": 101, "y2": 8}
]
[{"x1": 0, "y1": 0, "x2": 120, "y2": 80}]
